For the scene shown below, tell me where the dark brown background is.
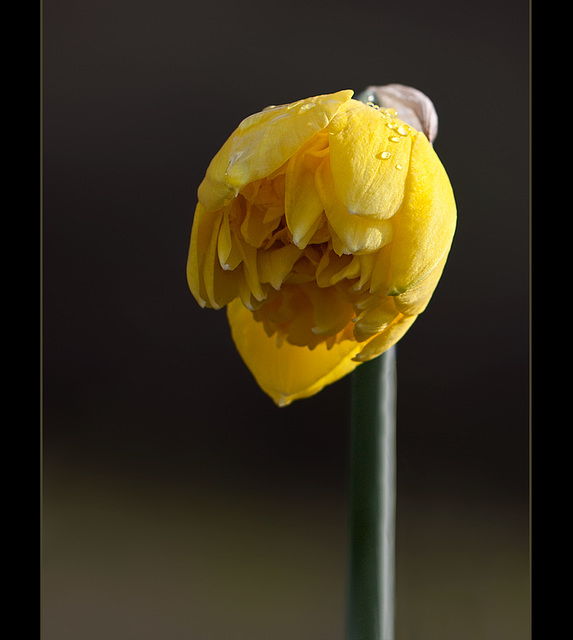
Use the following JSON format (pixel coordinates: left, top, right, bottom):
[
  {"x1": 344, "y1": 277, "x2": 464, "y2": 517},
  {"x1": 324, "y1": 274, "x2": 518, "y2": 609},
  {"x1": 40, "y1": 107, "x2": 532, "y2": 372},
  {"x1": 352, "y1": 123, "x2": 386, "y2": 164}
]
[{"x1": 42, "y1": 1, "x2": 530, "y2": 638}]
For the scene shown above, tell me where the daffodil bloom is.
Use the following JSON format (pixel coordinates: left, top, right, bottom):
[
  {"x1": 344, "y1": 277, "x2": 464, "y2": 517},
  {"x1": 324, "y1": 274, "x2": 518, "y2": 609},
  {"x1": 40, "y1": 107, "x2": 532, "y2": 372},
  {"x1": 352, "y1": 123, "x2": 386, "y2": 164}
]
[{"x1": 187, "y1": 89, "x2": 456, "y2": 406}]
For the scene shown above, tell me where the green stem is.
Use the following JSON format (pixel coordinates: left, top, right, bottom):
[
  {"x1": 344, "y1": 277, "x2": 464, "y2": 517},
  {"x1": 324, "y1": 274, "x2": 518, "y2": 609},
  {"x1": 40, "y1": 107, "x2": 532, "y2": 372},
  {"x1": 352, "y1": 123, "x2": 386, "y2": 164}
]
[{"x1": 347, "y1": 347, "x2": 397, "y2": 640}]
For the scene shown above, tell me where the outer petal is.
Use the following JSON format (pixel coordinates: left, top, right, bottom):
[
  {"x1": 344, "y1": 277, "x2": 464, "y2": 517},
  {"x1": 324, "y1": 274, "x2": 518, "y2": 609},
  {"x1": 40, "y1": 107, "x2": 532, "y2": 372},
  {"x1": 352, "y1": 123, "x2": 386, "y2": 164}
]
[
  {"x1": 187, "y1": 203, "x2": 241, "y2": 309},
  {"x1": 187, "y1": 203, "x2": 210, "y2": 307},
  {"x1": 328, "y1": 100, "x2": 411, "y2": 219},
  {"x1": 392, "y1": 251, "x2": 449, "y2": 316},
  {"x1": 353, "y1": 296, "x2": 400, "y2": 342},
  {"x1": 386, "y1": 132, "x2": 457, "y2": 295},
  {"x1": 198, "y1": 90, "x2": 354, "y2": 212},
  {"x1": 353, "y1": 314, "x2": 417, "y2": 362},
  {"x1": 227, "y1": 298, "x2": 363, "y2": 406}
]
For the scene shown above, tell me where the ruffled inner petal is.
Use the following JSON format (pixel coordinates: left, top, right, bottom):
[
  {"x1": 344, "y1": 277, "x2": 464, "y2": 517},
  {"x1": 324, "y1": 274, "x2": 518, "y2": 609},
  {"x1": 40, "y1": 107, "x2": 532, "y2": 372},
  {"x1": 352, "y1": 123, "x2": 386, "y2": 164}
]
[
  {"x1": 236, "y1": 235, "x2": 265, "y2": 304},
  {"x1": 316, "y1": 157, "x2": 394, "y2": 255},
  {"x1": 258, "y1": 244, "x2": 303, "y2": 290},
  {"x1": 309, "y1": 284, "x2": 356, "y2": 337},
  {"x1": 217, "y1": 206, "x2": 243, "y2": 271},
  {"x1": 315, "y1": 250, "x2": 360, "y2": 287}
]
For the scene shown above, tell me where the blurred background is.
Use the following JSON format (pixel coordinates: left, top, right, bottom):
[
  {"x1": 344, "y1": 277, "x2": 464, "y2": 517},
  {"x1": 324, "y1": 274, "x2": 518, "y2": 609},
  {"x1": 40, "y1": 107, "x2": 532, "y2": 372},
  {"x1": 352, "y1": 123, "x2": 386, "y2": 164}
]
[{"x1": 42, "y1": 1, "x2": 530, "y2": 638}]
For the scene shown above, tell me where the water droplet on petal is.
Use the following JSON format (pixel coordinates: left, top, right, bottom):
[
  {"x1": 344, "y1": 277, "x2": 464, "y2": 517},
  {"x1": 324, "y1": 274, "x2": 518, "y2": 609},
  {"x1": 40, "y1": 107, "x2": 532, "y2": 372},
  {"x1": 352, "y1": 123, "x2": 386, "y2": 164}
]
[
  {"x1": 398, "y1": 124, "x2": 410, "y2": 136},
  {"x1": 381, "y1": 151, "x2": 391, "y2": 159},
  {"x1": 389, "y1": 136, "x2": 401, "y2": 143},
  {"x1": 396, "y1": 164, "x2": 403, "y2": 170}
]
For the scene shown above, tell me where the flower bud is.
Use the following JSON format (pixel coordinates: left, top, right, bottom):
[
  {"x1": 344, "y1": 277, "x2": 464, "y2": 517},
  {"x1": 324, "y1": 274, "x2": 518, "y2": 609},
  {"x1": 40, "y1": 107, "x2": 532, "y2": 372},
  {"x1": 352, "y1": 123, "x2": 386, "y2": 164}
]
[{"x1": 187, "y1": 89, "x2": 456, "y2": 405}]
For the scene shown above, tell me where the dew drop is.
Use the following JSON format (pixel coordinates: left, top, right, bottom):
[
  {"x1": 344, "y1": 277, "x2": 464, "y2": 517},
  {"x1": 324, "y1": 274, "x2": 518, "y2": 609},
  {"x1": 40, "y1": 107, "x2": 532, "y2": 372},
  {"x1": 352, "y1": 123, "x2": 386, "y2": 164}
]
[
  {"x1": 396, "y1": 164, "x2": 403, "y2": 170},
  {"x1": 387, "y1": 122, "x2": 398, "y2": 130},
  {"x1": 398, "y1": 124, "x2": 410, "y2": 136},
  {"x1": 389, "y1": 136, "x2": 401, "y2": 143},
  {"x1": 381, "y1": 151, "x2": 391, "y2": 159}
]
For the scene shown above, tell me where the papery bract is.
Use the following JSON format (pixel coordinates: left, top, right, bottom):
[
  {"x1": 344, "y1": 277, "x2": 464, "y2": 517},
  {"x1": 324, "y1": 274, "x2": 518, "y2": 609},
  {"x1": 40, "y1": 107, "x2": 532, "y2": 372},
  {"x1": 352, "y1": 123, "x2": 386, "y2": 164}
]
[{"x1": 187, "y1": 90, "x2": 456, "y2": 406}]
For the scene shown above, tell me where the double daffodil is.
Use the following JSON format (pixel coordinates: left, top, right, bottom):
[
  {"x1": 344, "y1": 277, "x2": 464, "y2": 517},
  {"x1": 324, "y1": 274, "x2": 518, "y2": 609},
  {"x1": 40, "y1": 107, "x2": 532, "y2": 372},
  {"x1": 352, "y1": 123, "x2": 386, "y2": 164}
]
[{"x1": 187, "y1": 89, "x2": 456, "y2": 406}]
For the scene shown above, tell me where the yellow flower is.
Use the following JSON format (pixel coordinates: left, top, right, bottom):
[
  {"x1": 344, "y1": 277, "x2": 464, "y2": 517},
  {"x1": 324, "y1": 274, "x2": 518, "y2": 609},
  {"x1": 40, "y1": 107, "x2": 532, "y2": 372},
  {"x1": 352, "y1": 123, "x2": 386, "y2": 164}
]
[{"x1": 187, "y1": 90, "x2": 456, "y2": 406}]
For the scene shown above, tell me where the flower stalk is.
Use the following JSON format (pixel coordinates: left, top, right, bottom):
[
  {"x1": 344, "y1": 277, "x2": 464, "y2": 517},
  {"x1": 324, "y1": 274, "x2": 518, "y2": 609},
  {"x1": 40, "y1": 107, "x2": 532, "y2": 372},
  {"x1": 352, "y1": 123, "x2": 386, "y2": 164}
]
[{"x1": 347, "y1": 346, "x2": 397, "y2": 640}]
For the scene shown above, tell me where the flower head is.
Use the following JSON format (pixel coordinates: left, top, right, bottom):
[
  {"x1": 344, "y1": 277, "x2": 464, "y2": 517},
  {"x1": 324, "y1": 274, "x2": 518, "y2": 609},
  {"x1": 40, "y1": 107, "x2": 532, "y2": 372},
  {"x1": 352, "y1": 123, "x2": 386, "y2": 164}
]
[{"x1": 187, "y1": 89, "x2": 456, "y2": 406}]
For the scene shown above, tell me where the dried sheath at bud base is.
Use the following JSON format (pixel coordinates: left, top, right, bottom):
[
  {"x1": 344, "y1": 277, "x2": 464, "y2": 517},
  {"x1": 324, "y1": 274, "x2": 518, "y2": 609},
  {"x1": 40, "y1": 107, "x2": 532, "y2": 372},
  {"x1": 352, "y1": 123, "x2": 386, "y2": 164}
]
[{"x1": 359, "y1": 84, "x2": 439, "y2": 144}]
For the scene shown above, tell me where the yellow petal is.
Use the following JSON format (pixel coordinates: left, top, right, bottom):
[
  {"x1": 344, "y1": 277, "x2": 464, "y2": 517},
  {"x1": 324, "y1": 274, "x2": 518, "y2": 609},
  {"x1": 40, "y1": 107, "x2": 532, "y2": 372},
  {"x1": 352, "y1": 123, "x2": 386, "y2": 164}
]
[
  {"x1": 392, "y1": 251, "x2": 449, "y2": 316},
  {"x1": 315, "y1": 251, "x2": 360, "y2": 287},
  {"x1": 354, "y1": 252, "x2": 378, "y2": 291},
  {"x1": 227, "y1": 298, "x2": 363, "y2": 406},
  {"x1": 258, "y1": 244, "x2": 303, "y2": 290},
  {"x1": 386, "y1": 132, "x2": 457, "y2": 295},
  {"x1": 353, "y1": 297, "x2": 400, "y2": 342},
  {"x1": 187, "y1": 203, "x2": 210, "y2": 307},
  {"x1": 198, "y1": 90, "x2": 354, "y2": 212},
  {"x1": 316, "y1": 157, "x2": 394, "y2": 255},
  {"x1": 328, "y1": 100, "x2": 411, "y2": 219},
  {"x1": 369, "y1": 244, "x2": 392, "y2": 294},
  {"x1": 309, "y1": 285, "x2": 356, "y2": 337},
  {"x1": 236, "y1": 235, "x2": 265, "y2": 304},
  {"x1": 217, "y1": 207, "x2": 243, "y2": 271},
  {"x1": 203, "y1": 209, "x2": 224, "y2": 307},
  {"x1": 284, "y1": 135, "x2": 327, "y2": 249},
  {"x1": 240, "y1": 202, "x2": 281, "y2": 248},
  {"x1": 187, "y1": 204, "x2": 241, "y2": 309},
  {"x1": 353, "y1": 314, "x2": 417, "y2": 362}
]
